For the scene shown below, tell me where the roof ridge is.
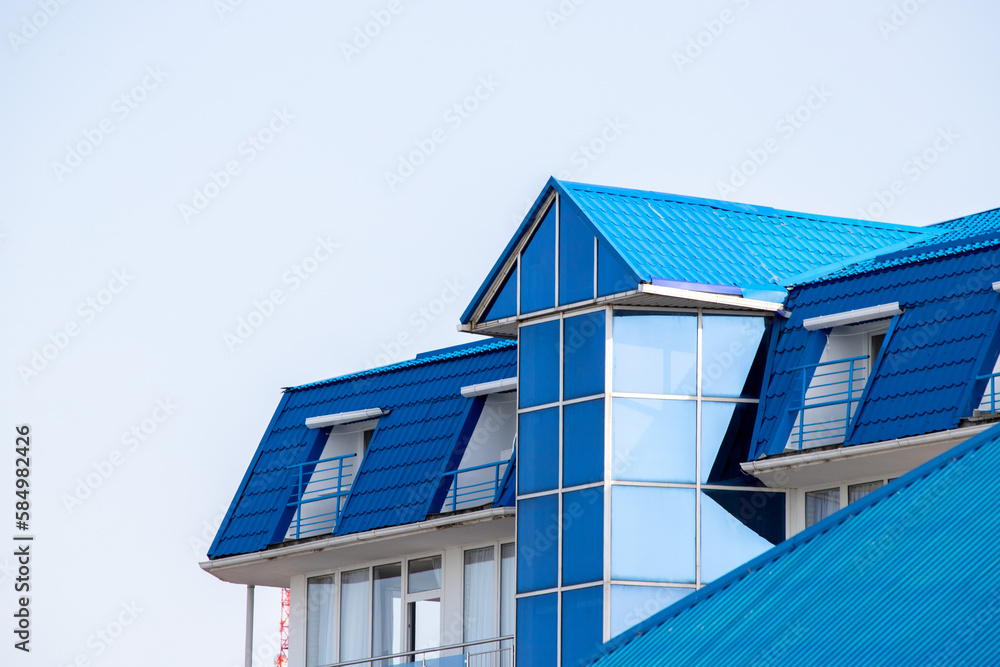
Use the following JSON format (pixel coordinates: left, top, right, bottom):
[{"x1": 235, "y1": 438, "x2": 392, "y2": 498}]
[
  {"x1": 930, "y1": 205, "x2": 1000, "y2": 228},
  {"x1": 799, "y1": 236, "x2": 1000, "y2": 287},
  {"x1": 284, "y1": 339, "x2": 516, "y2": 392},
  {"x1": 586, "y1": 421, "x2": 1000, "y2": 665},
  {"x1": 557, "y1": 179, "x2": 931, "y2": 234}
]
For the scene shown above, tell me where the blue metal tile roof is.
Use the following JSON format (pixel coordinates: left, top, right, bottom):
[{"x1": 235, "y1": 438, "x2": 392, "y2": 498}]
[
  {"x1": 462, "y1": 179, "x2": 936, "y2": 324},
  {"x1": 208, "y1": 339, "x2": 517, "y2": 559},
  {"x1": 589, "y1": 421, "x2": 1000, "y2": 667},
  {"x1": 752, "y1": 241, "x2": 1000, "y2": 459}
]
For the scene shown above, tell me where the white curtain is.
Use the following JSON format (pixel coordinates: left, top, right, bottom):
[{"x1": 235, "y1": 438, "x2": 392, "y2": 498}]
[
  {"x1": 464, "y1": 546, "x2": 496, "y2": 643},
  {"x1": 340, "y1": 569, "x2": 371, "y2": 662},
  {"x1": 373, "y1": 564, "x2": 402, "y2": 661},
  {"x1": 500, "y1": 543, "x2": 515, "y2": 639},
  {"x1": 307, "y1": 576, "x2": 336, "y2": 667},
  {"x1": 805, "y1": 489, "x2": 840, "y2": 527}
]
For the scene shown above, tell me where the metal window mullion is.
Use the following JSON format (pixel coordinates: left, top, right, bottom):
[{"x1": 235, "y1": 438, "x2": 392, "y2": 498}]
[
  {"x1": 556, "y1": 307, "x2": 564, "y2": 667},
  {"x1": 695, "y1": 310, "x2": 703, "y2": 589},
  {"x1": 603, "y1": 304, "x2": 613, "y2": 642}
]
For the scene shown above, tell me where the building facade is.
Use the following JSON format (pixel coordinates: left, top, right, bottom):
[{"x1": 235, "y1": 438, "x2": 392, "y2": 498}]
[{"x1": 202, "y1": 179, "x2": 1000, "y2": 667}]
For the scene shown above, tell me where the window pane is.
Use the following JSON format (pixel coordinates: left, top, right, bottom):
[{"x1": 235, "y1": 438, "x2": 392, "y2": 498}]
[
  {"x1": 373, "y1": 563, "x2": 402, "y2": 659},
  {"x1": 849, "y1": 480, "x2": 884, "y2": 504},
  {"x1": 516, "y1": 593, "x2": 557, "y2": 667},
  {"x1": 610, "y1": 585, "x2": 691, "y2": 638},
  {"x1": 517, "y1": 494, "x2": 558, "y2": 592},
  {"x1": 517, "y1": 407, "x2": 559, "y2": 495},
  {"x1": 463, "y1": 547, "x2": 496, "y2": 642},
  {"x1": 612, "y1": 398, "x2": 695, "y2": 483},
  {"x1": 408, "y1": 556, "x2": 441, "y2": 594},
  {"x1": 598, "y1": 241, "x2": 638, "y2": 297},
  {"x1": 613, "y1": 312, "x2": 696, "y2": 395},
  {"x1": 500, "y1": 543, "x2": 515, "y2": 638},
  {"x1": 564, "y1": 311, "x2": 605, "y2": 400},
  {"x1": 559, "y1": 200, "x2": 596, "y2": 305},
  {"x1": 561, "y1": 586, "x2": 604, "y2": 667},
  {"x1": 805, "y1": 488, "x2": 840, "y2": 527},
  {"x1": 562, "y1": 488, "x2": 603, "y2": 586},
  {"x1": 519, "y1": 320, "x2": 560, "y2": 408},
  {"x1": 307, "y1": 576, "x2": 336, "y2": 667},
  {"x1": 340, "y1": 569, "x2": 371, "y2": 662},
  {"x1": 700, "y1": 490, "x2": 784, "y2": 583},
  {"x1": 563, "y1": 399, "x2": 604, "y2": 488},
  {"x1": 700, "y1": 401, "x2": 736, "y2": 483},
  {"x1": 701, "y1": 316, "x2": 766, "y2": 397},
  {"x1": 485, "y1": 267, "x2": 517, "y2": 321},
  {"x1": 611, "y1": 486, "x2": 695, "y2": 583},
  {"x1": 520, "y1": 203, "x2": 556, "y2": 314}
]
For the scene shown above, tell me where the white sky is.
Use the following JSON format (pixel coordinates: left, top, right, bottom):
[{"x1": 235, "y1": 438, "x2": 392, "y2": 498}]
[{"x1": 1, "y1": 1, "x2": 997, "y2": 665}]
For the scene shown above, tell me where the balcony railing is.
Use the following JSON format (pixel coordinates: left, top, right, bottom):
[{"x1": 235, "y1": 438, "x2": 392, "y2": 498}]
[
  {"x1": 319, "y1": 635, "x2": 514, "y2": 667},
  {"x1": 286, "y1": 453, "x2": 356, "y2": 539},
  {"x1": 978, "y1": 371, "x2": 1000, "y2": 413},
  {"x1": 787, "y1": 355, "x2": 868, "y2": 450},
  {"x1": 440, "y1": 457, "x2": 511, "y2": 513}
]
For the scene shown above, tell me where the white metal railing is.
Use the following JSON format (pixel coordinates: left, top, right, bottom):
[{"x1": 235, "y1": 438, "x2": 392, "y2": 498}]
[{"x1": 318, "y1": 636, "x2": 514, "y2": 667}]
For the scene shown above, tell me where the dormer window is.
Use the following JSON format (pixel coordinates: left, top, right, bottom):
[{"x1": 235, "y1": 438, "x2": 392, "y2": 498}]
[
  {"x1": 790, "y1": 304, "x2": 900, "y2": 450},
  {"x1": 286, "y1": 411, "x2": 385, "y2": 540}
]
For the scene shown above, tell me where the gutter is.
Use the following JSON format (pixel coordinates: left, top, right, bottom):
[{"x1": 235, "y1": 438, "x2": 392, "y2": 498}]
[
  {"x1": 200, "y1": 506, "x2": 514, "y2": 574},
  {"x1": 741, "y1": 423, "x2": 993, "y2": 476}
]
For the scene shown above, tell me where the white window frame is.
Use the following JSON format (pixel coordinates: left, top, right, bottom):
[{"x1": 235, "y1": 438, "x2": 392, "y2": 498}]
[
  {"x1": 304, "y1": 549, "x2": 448, "y2": 665},
  {"x1": 797, "y1": 474, "x2": 900, "y2": 533}
]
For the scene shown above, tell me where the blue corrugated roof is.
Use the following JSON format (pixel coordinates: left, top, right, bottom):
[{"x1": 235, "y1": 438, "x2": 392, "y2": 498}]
[
  {"x1": 589, "y1": 421, "x2": 1000, "y2": 667},
  {"x1": 462, "y1": 178, "x2": 936, "y2": 323},
  {"x1": 752, "y1": 240, "x2": 1000, "y2": 459},
  {"x1": 209, "y1": 338, "x2": 517, "y2": 559}
]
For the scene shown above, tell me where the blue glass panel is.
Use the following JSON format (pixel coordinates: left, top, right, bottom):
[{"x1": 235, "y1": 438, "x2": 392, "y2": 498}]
[
  {"x1": 610, "y1": 585, "x2": 691, "y2": 638},
  {"x1": 703, "y1": 402, "x2": 759, "y2": 484},
  {"x1": 563, "y1": 399, "x2": 604, "y2": 488},
  {"x1": 700, "y1": 402, "x2": 736, "y2": 484},
  {"x1": 518, "y1": 408, "x2": 558, "y2": 495},
  {"x1": 700, "y1": 490, "x2": 785, "y2": 583},
  {"x1": 611, "y1": 486, "x2": 695, "y2": 582},
  {"x1": 519, "y1": 320, "x2": 560, "y2": 408},
  {"x1": 521, "y1": 204, "x2": 556, "y2": 314},
  {"x1": 559, "y1": 200, "x2": 595, "y2": 305},
  {"x1": 561, "y1": 586, "x2": 604, "y2": 667},
  {"x1": 516, "y1": 494, "x2": 558, "y2": 593},
  {"x1": 702, "y1": 316, "x2": 767, "y2": 397},
  {"x1": 484, "y1": 267, "x2": 517, "y2": 322},
  {"x1": 564, "y1": 311, "x2": 605, "y2": 400},
  {"x1": 613, "y1": 312, "x2": 696, "y2": 395},
  {"x1": 562, "y1": 488, "x2": 603, "y2": 586},
  {"x1": 597, "y1": 241, "x2": 637, "y2": 297},
  {"x1": 612, "y1": 398, "x2": 695, "y2": 483},
  {"x1": 516, "y1": 593, "x2": 557, "y2": 667}
]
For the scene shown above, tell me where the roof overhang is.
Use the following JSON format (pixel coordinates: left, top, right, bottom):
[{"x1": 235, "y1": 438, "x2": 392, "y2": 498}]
[
  {"x1": 802, "y1": 302, "x2": 902, "y2": 331},
  {"x1": 305, "y1": 407, "x2": 387, "y2": 430},
  {"x1": 742, "y1": 422, "x2": 992, "y2": 488},
  {"x1": 461, "y1": 377, "x2": 518, "y2": 397},
  {"x1": 200, "y1": 507, "x2": 515, "y2": 587},
  {"x1": 460, "y1": 283, "x2": 787, "y2": 337}
]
